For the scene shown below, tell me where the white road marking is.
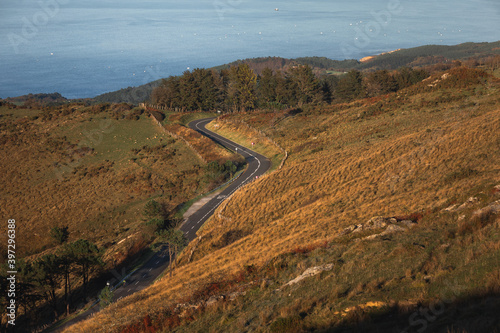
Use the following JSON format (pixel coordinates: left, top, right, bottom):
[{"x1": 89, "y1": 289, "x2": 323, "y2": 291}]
[{"x1": 181, "y1": 119, "x2": 268, "y2": 237}]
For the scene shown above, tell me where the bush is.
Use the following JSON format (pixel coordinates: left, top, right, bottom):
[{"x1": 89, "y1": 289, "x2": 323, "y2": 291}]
[
  {"x1": 50, "y1": 226, "x2": 69, "y2": 244},
  {"x1": 443, "y1": 168, "x2": 480, "y2": 185}
]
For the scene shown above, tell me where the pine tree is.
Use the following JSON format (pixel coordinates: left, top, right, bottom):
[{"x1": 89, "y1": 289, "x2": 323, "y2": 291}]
[
  {"x1": 335, "y1": 70, "x2": 365, "y2": 101},
  {"x1": 288, "y1": 65, "x2": 320, "y2": 106},
  {"x1": 49, "y1": 226, "x2": 69, "y2": 245},
  {"x1": 33, "y1": 254, "x2": 60, "y2": 319},
  {"x1": 257, "y1": 67, "x2": 276, "y2": 106},
  {"x1": 228, "y1": 64, "x2": 257, "y2": 112},
  {"x1": 158, "y1": 229, "x2": 187, "y2": 277},
  {"x1": 69, "y1": 239, "x2": 102, "y2": 301},
  {"x1": 99, "y1": 286, "x2": 113, "y2": 309}
]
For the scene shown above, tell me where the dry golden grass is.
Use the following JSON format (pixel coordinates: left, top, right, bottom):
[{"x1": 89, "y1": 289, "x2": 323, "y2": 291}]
[
  {"x1": 66, "y1": 70, "x2": 500, "y2": 332},
  {"x1": 163, "y1": 123, "x2": 234, "y2": 163},
  {"x1": 206, "y1": 117, "x2": 285, "y2": 169},
  {"x1": 0, "y1": 106, "x2": 206, "y2": 258}
]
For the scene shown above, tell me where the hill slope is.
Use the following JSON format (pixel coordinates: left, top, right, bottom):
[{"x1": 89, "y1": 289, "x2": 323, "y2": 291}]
[{"x1": 68, "y1": 67, "x2": 500, "y2": 332}]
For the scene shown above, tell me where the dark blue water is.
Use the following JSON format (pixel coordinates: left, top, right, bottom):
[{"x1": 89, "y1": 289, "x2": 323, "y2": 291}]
[{"x1": 0, "y1": 0, "x2": 498, "y2": 99}]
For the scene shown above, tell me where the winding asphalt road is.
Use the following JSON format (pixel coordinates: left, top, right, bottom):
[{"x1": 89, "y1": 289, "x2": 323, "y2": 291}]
[
  {"x1": 53, "y1": 118, "x2": 270, "y2": 332},
  {"x1": 181, "y1": 118, "x2": 271, "y2": 241}
]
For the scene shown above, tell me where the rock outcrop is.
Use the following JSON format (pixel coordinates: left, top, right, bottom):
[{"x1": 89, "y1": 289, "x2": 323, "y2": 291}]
[
  {"x1": 282, "y1": 264, "x2": 335, "y2": 289},
  {"x1": 340, "y1": 216, "x2": 417, "y2": 240}
]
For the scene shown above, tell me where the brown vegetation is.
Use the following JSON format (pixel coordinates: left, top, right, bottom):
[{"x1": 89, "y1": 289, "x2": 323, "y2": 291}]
[
  {"x1": 0, "y1": 104, "x2": 243, "y2": 330},
  {"x1": 64, "y1": 67, "x2": 500, "y2": 332}
]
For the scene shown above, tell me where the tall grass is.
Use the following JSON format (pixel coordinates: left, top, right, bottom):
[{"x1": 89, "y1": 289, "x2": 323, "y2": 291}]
[{"x1": 66, "y1": 70, "x2": 500, "y2": 332}]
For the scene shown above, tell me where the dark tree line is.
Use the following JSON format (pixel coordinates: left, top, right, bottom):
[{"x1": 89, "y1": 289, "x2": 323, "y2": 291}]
[
  {"x1": 142, "y1": 199, "x2": 187, "y2": 277},
  {"x1": 151, "y1": 64, "x2": 429, "y2": 112},
  {"x1": 1, "y1": 239, "x2": 102, "y2": 330}
]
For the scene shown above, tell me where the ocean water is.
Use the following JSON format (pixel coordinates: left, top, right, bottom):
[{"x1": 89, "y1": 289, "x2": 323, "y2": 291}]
[{"x1": 0, "y1": 0, "x2": 498, "y2": 99}]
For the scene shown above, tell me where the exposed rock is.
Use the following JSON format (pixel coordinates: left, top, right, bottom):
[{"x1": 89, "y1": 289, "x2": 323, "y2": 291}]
[
  {"x1": 345, "y1": 216, "x2": 393, "y2": 235},
  {"x1": 399, "y1": 220, "x2": 417, "y2": 228},
  {"x1": 340, "y1": 224, "x2": 358, "y2": 235},
  {"x1": 361, "y1": 234, "x2": 379, "y2": 241},
  {"x1": 282, "y1": 263, "x2": 334, "y2": 288},
  {"x1": 440, "y1": 243, "x2": 451, "y2": 250},
  {"x1": 206, "y1": 295, "x2": 224, "y2": 307},
  {"x1": 228, "y1": 291, "x2": 245, "y2": 301},
  {"x1": 443, "y1": 197, "x2": 479, "y2": 212},
  {"x1": 366, "y1": 216, "x2": 395, "y2": 228},
  {"x1": 341, "y1": 216, "x2": 414, "y2": 240},
  {"x1": 443, "y1": 204, "x2": 458, "y2": 212},
  {"x1": 457, "y1": 197, "x2": 479, "y2": 210},
  {"x1": 383, "y1": 224, "x2": 406, "y2": 234},
  {"x1": 493, "y1": 185, "x2": 500, "y2": 194},
  {"x1": 472, "y1": 199, "x2": 500, "y2": 216},
  {"x1": 361, "y1": 224, "x2": 406, "y2": 240},
  {"x1": 175, "y1": 302, "x2": 202, "y2": 314},
  {"x1": 427, "y1": 72, "x2": 450, "y2": 87}
]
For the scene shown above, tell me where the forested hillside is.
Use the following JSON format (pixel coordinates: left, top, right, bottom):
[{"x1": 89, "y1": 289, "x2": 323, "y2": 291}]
[
  {"x1": 92, "y1": 41, "x2": 500, "y2": 105},
  {"x1": 150, "y1": 64, "x2": 429, "y2": 112}
]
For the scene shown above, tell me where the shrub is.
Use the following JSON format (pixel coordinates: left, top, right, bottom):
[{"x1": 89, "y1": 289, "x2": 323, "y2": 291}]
[
  {"x1": 99, "y1": 286, "x2": 113, "y2": 310},
  {"x1": 50, "y1": 226, "x2": 69, "y2": 244},
  {"x1": 443, "y1": 168, "x2": 480, "y2": 184}
]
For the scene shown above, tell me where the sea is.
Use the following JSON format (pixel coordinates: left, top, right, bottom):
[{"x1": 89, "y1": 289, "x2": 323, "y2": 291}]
[{"x1": 0, "y1": 0, "x2": 499, "y2": 99}]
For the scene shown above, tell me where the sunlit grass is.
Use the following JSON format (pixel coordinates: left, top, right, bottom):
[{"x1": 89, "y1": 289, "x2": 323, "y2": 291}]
[{"x1": 66, "y1": 69, "x2": 500, "y2": 333}]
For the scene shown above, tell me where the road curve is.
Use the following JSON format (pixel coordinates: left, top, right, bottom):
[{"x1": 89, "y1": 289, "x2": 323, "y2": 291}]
[
  {"x1": 180, "y1": 118, "x2": 271, "y2": 241},
  {"x1": 53, "y1": 117, "x2": 270, "y2": 332}
]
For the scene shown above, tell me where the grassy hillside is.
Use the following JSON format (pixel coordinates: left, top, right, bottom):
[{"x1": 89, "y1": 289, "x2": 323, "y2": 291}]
[
  {"x1": 0, "y1": 102, "x2": 247, "y2": 330},
  {"x1": 0, "y1": 104, "x2": 206, "y2": 257},
  {"x1": 66, "y1": 66, "x2": 500, "y2": 332}
]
